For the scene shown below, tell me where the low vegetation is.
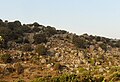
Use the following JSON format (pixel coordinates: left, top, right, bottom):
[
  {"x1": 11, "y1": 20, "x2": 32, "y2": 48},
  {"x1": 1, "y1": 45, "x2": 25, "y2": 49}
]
[
  {"x1": 35, "y1": 44, "x2": 47, "y2": 55},
  {"x1": 0, "y1": 54, "x2": 12, "y2": 63}
]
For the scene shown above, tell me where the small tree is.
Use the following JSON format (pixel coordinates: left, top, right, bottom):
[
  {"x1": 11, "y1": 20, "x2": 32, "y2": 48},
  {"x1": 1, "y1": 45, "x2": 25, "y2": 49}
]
[
  {"x1": 115, "y1": 40, "x2": 120, "y2": 48},
  {"x1": 21, "y1": 44, "x2": 32, "y2": 51},
  {"x1": 99, "y1": 43, "x2": 107, "y2": 51},
  {"x1": 72, "y1": 35, "x2": 89, "y2": 49},
  {"x1": 35, "y1": 44, "x2": 47, "y2": 55},
  {"x1": 32, "y1": 27, "x2": 41, "y2": 32},
  {"x1": 43, "y1": 26, "x2": 57, "y2": 37},
  {"x1": 33, "y1": 34, "x2": 47, "y2": 44},
  {"x1": 33, "y1": 22, "x2": 40, "y2": 27}
]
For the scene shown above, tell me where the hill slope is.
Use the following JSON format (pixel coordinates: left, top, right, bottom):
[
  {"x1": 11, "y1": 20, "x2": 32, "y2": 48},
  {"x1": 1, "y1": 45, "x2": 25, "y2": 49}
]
[{"x1": 0, "y1": 19, "x2": 120, "y2": 82}]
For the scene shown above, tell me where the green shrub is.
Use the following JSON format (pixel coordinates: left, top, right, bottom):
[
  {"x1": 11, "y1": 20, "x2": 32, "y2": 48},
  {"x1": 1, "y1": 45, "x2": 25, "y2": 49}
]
[
  {"x1": 33, "y1": 22, "x2": 40, "y2": 27},
  {"x1": 108, "y1": 72, "x2": 120, "y2": 81},
  {"x1": 78, "y1": 73, "x2": 94, "y2": 82},
  {"x1": 115, "y1": 40, "x2": 120, "y2": 48},
  {"x1": 89, "y1": 58, "x2": 95, "y2": 66},
  {"x1": 15, "y1": 78, "x2": 25, "y2": 82},
  {"x1": 31, "y1": 73, "x2": 106, "y2": 82},
  {"x1": 61, "y1": 74, "x2": 78, "y2": 82},
  {"x1": 78, "y1": 67, "x2": 87, "y2": 73},
  {"x1": 32, "y1": 27, "x2": 41, "y2": 32},
  {"x1": 0, "y1": 54, "x2": 12, "y2": 63},
  {"x1": 21, "y1": 44, "x2": 32, "y2": 51},
  {"x1": 35, "y1": 44, "x2": 47, "y2": 55},
  {"x1": 31, "y1": 74, "x2": 78, "y2": 82},
  {"x1": 54, "y1": 63, "x2": 61, "y2": 70},
  {"x1": 33, "y1": 34, "x2": 47, "y2": 44},
  {"x1": 99, "y1": 43, "x2": 107, "y2": 51},
  {"x1": 110, "y1": 66, "x2": 120, "y2": 73},
  {"x1": 93, "y1": 75, "x2": 104, "y2": 82},
  {"x1": 72, "y1": 35, "x2": 89, "y2": 49},
  {"x1": 44, "y1": 26, "x2": 57, "y2": 37},
  {"x1": 31, "y1": 78, "x2": 48, "y2": 82}
]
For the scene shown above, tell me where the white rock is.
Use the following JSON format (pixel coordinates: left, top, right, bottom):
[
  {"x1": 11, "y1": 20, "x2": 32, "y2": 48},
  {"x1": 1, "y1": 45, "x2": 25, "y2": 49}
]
[
  {"x1": 78, "y1": 52, "x2": 84, "y2": 59},
  {"x1": 99, "y1": 68, "x2": 104, "y2": 72},
  {"x1": 41, "y1": 59, "x2": 46, "y2": 64},
  {"x1": 0, "y1": 64, "x2": 7, "y2": 67},
  {"x1": 95, "y1": 62, "x2": 100, "y2": 65},
  {"x1": 75, "y1": 64, "x2": 79, "y2": 68},
  {"x1": 98, "y1": 47, "x2": 103, "y2": 52},
  {"x1": 55, "y1": 53, "x2": 60, "y2": 58},
  {"x1": 46, "y1": 42, "x2": 51, "y2": 46},
  {"x1": 71, "y1": 50, "x2": 75, "y2": 54},
  {"x1": 66, "y1": 64, "x2": 70, "y2": 68},
  {"x1": 50, "y1": 68, "x2": 54, "y2": 71},
  {"x1": 47, "y1": 64, "x2": 52, "y2": 68},
  {"x1": 76, "y1": 70, "x2": 79, "y2": 74},
  {"x1": 106, "y1": 67, "x2": 109, "y2": 70}
]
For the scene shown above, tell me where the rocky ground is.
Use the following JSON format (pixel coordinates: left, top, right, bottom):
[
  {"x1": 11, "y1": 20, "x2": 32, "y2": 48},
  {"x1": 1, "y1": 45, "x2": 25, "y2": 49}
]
[
  {"x1": 0, "y1": 34, "x2": 120, "y2": 82},
  {"x1": 0, "y1": 20, "x2": 120, "y2": 82}
]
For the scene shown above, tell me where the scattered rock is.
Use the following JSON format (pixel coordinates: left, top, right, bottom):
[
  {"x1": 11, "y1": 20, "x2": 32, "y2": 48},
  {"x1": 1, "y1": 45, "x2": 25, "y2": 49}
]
[
  {"x1": 47, "y1": 64, "x2": 52, "y2": 68},
  {"x1": 55, "y1": 53, "x2": 60, "y2": 58},
  {"x1": 99, "y1": 68, "x2": 104, "y2": 73},
  {"x1": 41, "y1": 59, "x2": 46, "y2": 64}
]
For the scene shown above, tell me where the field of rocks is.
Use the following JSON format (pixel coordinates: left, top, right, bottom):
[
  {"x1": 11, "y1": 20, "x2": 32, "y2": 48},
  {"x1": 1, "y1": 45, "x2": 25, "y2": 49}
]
[{"x1": 0, "y1": 19, "x2": 120, "y2": 82}]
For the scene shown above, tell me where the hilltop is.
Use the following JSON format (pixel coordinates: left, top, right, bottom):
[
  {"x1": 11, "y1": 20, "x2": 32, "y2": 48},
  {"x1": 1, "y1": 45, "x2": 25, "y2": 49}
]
[{"x1": 0, "y1": 19, "x2": 120, "y2": 82}]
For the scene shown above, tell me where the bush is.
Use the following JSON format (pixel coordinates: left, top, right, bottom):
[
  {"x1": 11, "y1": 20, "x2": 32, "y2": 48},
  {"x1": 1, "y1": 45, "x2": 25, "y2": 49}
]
[
  {"x1": 32, "y1": 27, "x2": 41, "y2": 32},
  {"x1": 107, "y1": 72, "x2": 120, "y2": 81},
  {"x1": 95, "y1": 36, "x2": 101, "y2": 41},
  {"x1": 59, "y1": 74, "x2": 78, "y2": 82},
  {"x1": 31, "y1": 78, "x2": 47, "y2": 82},
  {"x1": 31, "y1": 73, "x2": 105, "y2": 82},
  {"x1": 32, "y1": 74, "x2": 79, "y2": 82},
  {"x1": 4, "y1": 65, "x2": 15, "y2": 75},
  {"x1": 92, "y1": 75, "x2": 104, "y2": 82},
  {"x1": 15, "y1": 37, "x2": 23, "y2": 43},
  {"x1": 115, "y1": 40, "x2": 120, "y2": 48},
  {"x1": 72, "y1": 35, "x2": 89, "y2": 49},
  {"x1": 57, "y1": 30, "x2": 67, "y2": 34},
  {"x1": 14, "y1": 63, "x2": 24, "y2": 74},
  {"x1": 78, "y1": 67, "x2": 87, "y2": 73},
  {"x1": 110, "y1": 66, "x2": 120, "y2": 73},
  {"x1": 99, "y1": 43, "x2": 107, "y2": 51},
  {"x1": 33, "y1": 22, "x2": 40, "y2": 27},
  {"x1": 21, "y1": 44, "x2": 32, "y2": 51},
  {"x1": 89, "y1": 58, "x2": 95, "y2": 66},
  {"x1": 43, "y1": 26, "x2": 57, "y2": 37},
  {"x1": 0, "y1": 54, "x2": 12, "y2": 63},
  {"x1": 0, "y1": 36, "x2": 4, "y2": 48},
  {"x1": 78, "y1": 73, "x2": 94, "y2": 82},
  {"x1": 33, "y1": 34, "x2": 47, "y2": 44},
  {"x1": 21, "y1": 25, "x2": 31, "y2": 33},
  {"x1": 15, "y1": 79, "x2": 25, "y2": 82},
  {"x1": 35, "y1": 44, "x2": 47, "y2": 55},
  {"x1": 54, "y1": 63, "x2": 61, "y2": 70},
  {"x1": 0, "y1": 27, "x2": 11, "y2": 41}
]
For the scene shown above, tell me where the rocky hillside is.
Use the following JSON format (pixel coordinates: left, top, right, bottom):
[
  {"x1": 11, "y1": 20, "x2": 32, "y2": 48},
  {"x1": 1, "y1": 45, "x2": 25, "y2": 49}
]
[{"x1": 0, "y1": 19, "x2": 120, "y2": 82}]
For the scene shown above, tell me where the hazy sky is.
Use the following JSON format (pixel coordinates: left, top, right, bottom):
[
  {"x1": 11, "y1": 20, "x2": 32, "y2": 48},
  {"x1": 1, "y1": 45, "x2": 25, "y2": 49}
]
[{"x1": 0, "y1": 0, "x2": 120, "y2": 39}]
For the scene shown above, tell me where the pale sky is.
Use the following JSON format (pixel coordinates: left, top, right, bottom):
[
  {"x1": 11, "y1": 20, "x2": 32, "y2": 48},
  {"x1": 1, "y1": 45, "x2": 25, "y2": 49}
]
[{"x1": 0, "y1": 0, "x2": 120, "y2": 39}]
